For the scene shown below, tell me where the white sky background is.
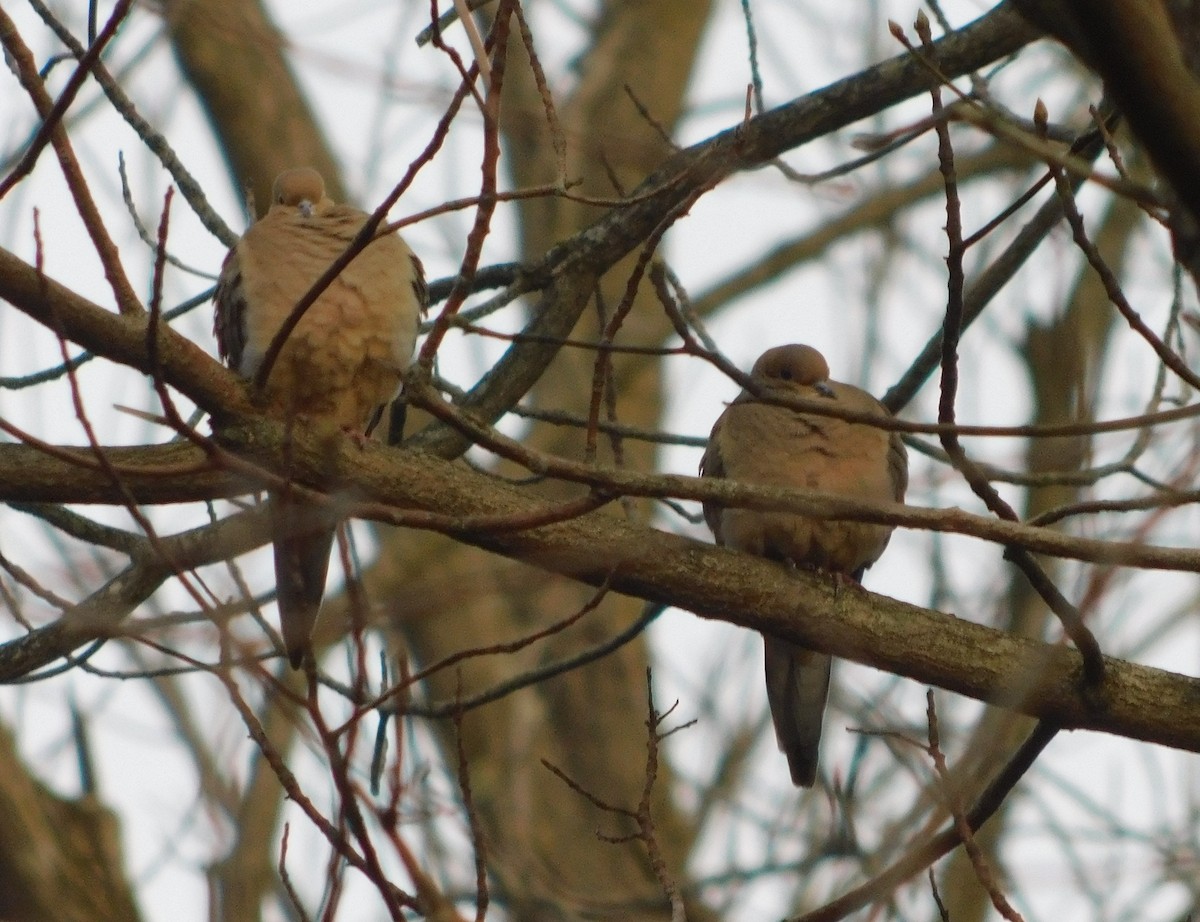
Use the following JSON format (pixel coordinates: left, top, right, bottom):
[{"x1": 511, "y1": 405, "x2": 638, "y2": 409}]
[{"x1": 1, "y1": 0, "x2": 1199, "y2": 919}]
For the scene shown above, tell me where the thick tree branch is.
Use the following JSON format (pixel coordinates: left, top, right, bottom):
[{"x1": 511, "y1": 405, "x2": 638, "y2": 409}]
[
  {"x1": 0, "y1": 434, "x2": 1197, "y2": 573},
  {"x1": 2, "y1": 427, "x2": 1198, "y2": 758}
]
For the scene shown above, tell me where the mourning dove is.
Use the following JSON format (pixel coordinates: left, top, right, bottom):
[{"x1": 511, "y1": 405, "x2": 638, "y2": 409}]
[
  {"x1": 214, "y1": 168, "x2": 426, "y2": 668},
  {"x1": 700, "y1": 344, "x2": 907, "y2": 786}
]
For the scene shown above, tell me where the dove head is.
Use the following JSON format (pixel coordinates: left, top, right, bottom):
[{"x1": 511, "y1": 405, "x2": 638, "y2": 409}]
[
  {"x1": 272, "y1": 168, "x2": 332, "y2": 217},
  {"x1": 751, "y1": 344, "x2": 834, "y2": 397}
]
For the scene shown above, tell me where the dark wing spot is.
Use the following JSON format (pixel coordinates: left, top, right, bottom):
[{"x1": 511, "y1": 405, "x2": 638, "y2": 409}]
[
  {"x1": 213, "y1": 261, "x2": 247, "y2": 371},
  {"x1": 411, "y1": 253, "x2": 429, "y2": 317}
]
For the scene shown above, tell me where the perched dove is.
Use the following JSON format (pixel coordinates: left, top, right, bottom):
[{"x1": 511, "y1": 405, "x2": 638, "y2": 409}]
[
  {"x1": 700, "y1": 344, "x2": 907, "y2": 786},
  {"x1": 214, "y1": 168, "x2": 426, "y2": 668}
]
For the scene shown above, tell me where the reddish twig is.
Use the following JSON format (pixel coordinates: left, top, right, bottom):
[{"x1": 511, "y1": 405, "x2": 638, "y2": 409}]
[
  {"x1": 277, "y1": 824, "x2": 313, "y2": 922},
  {"x1": 418, "y1": 2, "x2": 513, "y2": 363}
]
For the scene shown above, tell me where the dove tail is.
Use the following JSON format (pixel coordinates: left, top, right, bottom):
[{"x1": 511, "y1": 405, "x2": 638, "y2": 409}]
[
  {"x1": 271, "y1": 493, "x2": 336, "y2": 669},
  {"x1": 763, "y1": 636, "x2": 832, "y2": 787}
]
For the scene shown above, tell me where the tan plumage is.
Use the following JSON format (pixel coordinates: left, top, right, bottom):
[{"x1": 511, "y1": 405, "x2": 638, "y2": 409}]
[
  {"x1": 214, "y1": 168, "x2": 426, "y2": 668},
  {"x1": 700, "y1": 344, "x2": 907, "y2": 786}
]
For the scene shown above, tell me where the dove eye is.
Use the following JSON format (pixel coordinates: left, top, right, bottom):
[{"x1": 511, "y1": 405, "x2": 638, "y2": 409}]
[{"x1": 778, "y1": 367, "x2": 793, "y2": 380}]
